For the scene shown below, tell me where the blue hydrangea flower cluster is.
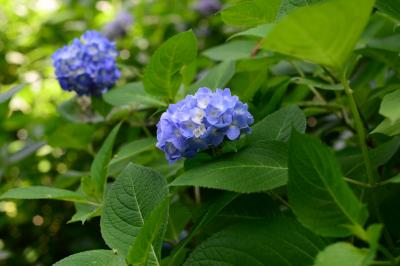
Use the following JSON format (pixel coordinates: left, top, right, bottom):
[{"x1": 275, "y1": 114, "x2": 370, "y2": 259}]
[
  {"x1": 52, "y1": 31, "x2": 120, "y2": 96},
  {"x1": 156, "y1": 88, "x2": 254, "y2": 163}
]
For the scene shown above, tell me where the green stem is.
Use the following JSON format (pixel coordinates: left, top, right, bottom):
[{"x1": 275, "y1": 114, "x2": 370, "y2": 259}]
[
  {"x1": 343, "y1": 177, "x2": 373, "y2": 188},
  {"x1": 340, "y1": 74, "x2": 375, "y2": 185}
]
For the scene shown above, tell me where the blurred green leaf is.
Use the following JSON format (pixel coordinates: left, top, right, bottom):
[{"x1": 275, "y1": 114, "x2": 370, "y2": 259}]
[
  {"x1": 0, "y1": 186, "x2": 93, "y2": 204},
  {"x1": 263, "y1": 0, "x2": 374, "y2": 71},
  {"x1": 90, "y1": 123, "x2": 121, "y2": 199},
  {"x1": 314, "y1": 243, "x2": 371, "y2": 266},
  {"x1": 189, "y1": 61, "x2": 235, "y2": 93},
  {"x1": 291, "y1": 77, "x2": 343, "y2": 91},
  {"x1": 376, "y1": 0, "x2": 400, "y2": 22},
  {"x1": 47, "y1": 123, "x2": 95, "y2": 150},
  {"x1": 382, "y1": 173, "x2": 400, "y2": 184},
  {"x1": 0, "y1": 84, "x2": 25, "y2": 104},
  {"x1": 144, "y1": 30, "x2": 197, "y2": 100},
  {"x1": 288, "y1": 131, "x2": 368, "y2": 237},
  {"x1": 203, "y1": 40, "x2": 258, "y2": 61},
  {"x1": 372, "y1": 118, "x2": 400, "y2": 136},
  {"x1": 379, "y1": 89, "x2": 400, "y2": 122},
  {"x1": 103, "y1": 82, "x2": 166, "y2": 108}
]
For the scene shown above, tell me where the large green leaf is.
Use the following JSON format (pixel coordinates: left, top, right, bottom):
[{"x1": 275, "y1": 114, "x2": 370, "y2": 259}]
[
  {"x1": 171, "y1": 141, "x2": 288, "y2": 193},
  {"x1": 184, "y1": 217, "x2": 327, "y2": 266},
  {"x1": 126, "y1": 199, "x2": 169, "y2": 266},
  {"x1": 0, "y1": 186, "x2": 92, "y2": 204},
  {"x1": 288, "y1": 131, "x2": 368, "y2": 237},
  {"x1": 53, "y1": 250, "x2": 125, "y2": 266},
  {"x1": 188, "y1": 61, "x2": 235, "y2": 94},
  {"x1": 249, "y1": 105, "x2": 306, "y2": 144},
  {"x1": 379, "y1": 89, "x2": 400, "y2": 122},
  {"x1": 103, "y1": 82, "x2": 166, "y2": 108},
  {"x1": 313, "y1": 243, "x2": 370, "y2": 266},
  {"x1": 221, "y1": 0, "x2": 281, "y2": 27},
  {"x1": 90, "y1": 123, "x2": 121, "y2": 198},
  {"x1": 339, "y1": 137, "x2": 400, "y2": 181},
  {"x1": 263, "y1": 0, "x2": 374, "y2": 71},
  {"x1": 168, "y1": 192, "x2": 238, "y2": 265},
  {"x1": 143, "y1": 30, "x2": 197, "y2": 100},
  {"x1": 100, "y1": 164, "x2": 168, "y2": 258}
]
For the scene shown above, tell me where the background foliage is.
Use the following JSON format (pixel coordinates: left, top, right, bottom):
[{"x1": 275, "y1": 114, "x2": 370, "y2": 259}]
[{"x1": 1, "y1": 0, "x2": 400, "y2": 265}]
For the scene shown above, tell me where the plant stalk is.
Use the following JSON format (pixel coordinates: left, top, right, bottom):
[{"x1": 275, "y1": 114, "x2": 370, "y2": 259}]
[{"x1": 340, "y1": 75, "x2": 375, "y2": 185}]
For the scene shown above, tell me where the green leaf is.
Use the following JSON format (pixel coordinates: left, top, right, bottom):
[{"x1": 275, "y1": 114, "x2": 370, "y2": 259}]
[
  {"x1": 221, "y1": 0, "x2": 281, "y2": 27},
  {"x1": 108, "y1": 137, "x2": 156, "y2": 176},
  {"x1": 126, "y1": 199, "x2": 169, "y2": 266},
  {"x1": 68, "y1": 203, "x2": 101, "y2": 224},
  {"x1": 263, "y1": 0, "x2": 374, "y2": 71},
  {"x1": 171, "y1": 141, "x2": 288, "y2": 193},
  {"x1": 47, "y1": 123, "x2": 95, "y2": 150},
  {"x1": 202, "y1": 40, "x2": 257, "y2": 61},
  {"x1": 100, "y1": 164, "x2": 168, "y2": 258},
  {"x1": 53, "y1": 250, "x2": 125, "y2": 266},
  {"x1": 188, "y1": 61, "x2": 235, "y2": 94},
  {"x1": 229, "y1": 66, "x2": 268, "y2": 101},
  {"x1": 184, "y1": 216, "x2": 327, "y2": 266},
  {"x1": 103, "y1": 82, "x2": 166, "y2": 108},
  {"x1": 90, "y1": 123, "x2": 121, "y2": 198},
  {"x1": 228, "y1": 24, "x2": 274, "y2": 40},
  {"x1": 0, "y1": 84, "x2": 25, "y2": 104},
  {"x1": 314, "y1": 243, "x2": 370, "y2": 266},
  {"x1": 357, "y1": 48, "x2": 400, "y2": 74},
  {"x1": 143, "y1": 30, "x2": 197, "y2": 100},
  {"x1": 339, "y1": 137, "x2": 400, "y2": 181},
  {"x1": 249, "y1": 105, "x2": 307, "y2": 144},
  {"x1": 0, "y1": 186, "x2": 91, "y2": 204},
  {"x1": 376, "y1": 0, "x2": 400, "y2": 22},
  {"x1": 288, "y1": 131, "x2": 368, "y2": 237},
  {"x1": 169, "y1": 192, "x2": 238, "y2": 264},
  {"x1": 379, "y1": 89, "x2": 400, "y2": 122},
  {"x1": 372, "y1": 118, "x2": 400, "y2": 136},
  {"x1": 382, "y1": 173, "x2": 400, "y2": 184},
  {"x1": 164, "y1": 201, "x2": 191, "y2": 243}
]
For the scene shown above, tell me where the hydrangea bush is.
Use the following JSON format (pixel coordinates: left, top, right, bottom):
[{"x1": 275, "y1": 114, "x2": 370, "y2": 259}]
[{"x1": 2, "y1": 0, "x2": 400, "y2": 265}]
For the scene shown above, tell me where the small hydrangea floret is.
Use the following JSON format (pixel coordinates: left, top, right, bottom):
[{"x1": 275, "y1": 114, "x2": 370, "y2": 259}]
[
  {"x1": 156, "y1": 88, "x2": 254, "y2": 163},
  {"x1": 52, "y1": 31, "x2": 120, "y2": 96}
]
